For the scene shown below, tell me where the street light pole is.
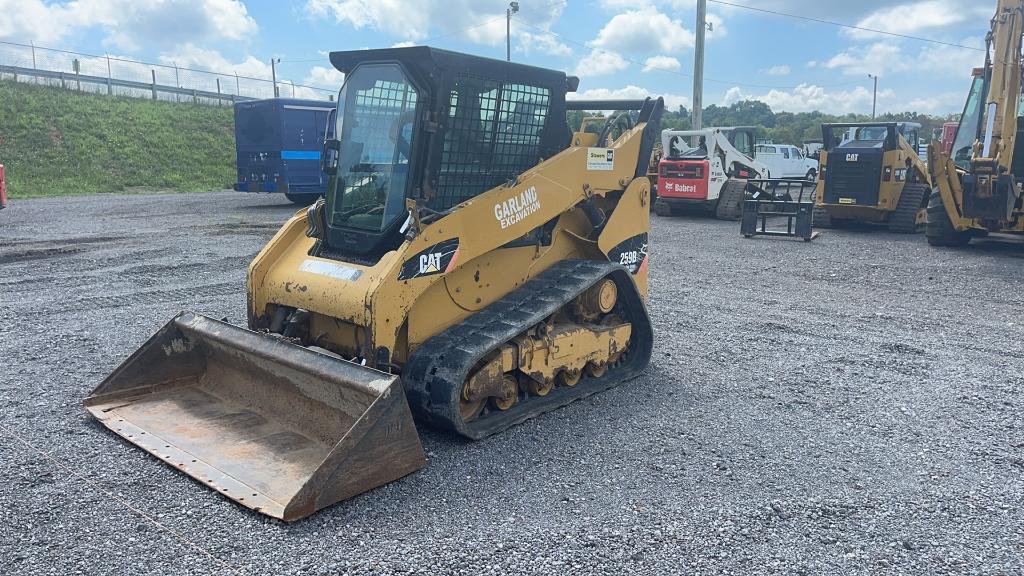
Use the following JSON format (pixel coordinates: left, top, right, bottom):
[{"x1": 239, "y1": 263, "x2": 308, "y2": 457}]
[
  {"x1": 868, "y1": 74, "x2": 878, "y2": 119},
  {"x1": 692, "y1": 0, "x2": 707, "y2": 131},
  {"x1": 506, "y1": 2, "x2": 519, "y2": 62},
  {"x1": 271, "y1": 57, "x2": 281, "y2": 98}
]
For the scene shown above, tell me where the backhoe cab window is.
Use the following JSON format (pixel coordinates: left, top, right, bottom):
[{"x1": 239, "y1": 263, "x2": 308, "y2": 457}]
[
  {"x1": 331, "y1": 64, "x2": 418, "y2": 231},
  {"x1": 951, "y1": 75, "x2": 985, "y2": 170}
]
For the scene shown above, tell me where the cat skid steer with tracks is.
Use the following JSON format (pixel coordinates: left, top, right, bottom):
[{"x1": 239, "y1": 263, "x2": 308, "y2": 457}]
[
  {"x1": 813, "y1": 122, "x2": 931, "y2": 233},
  {"x1": 85, "y1": 47, "x2": 662, "y2": 521}
]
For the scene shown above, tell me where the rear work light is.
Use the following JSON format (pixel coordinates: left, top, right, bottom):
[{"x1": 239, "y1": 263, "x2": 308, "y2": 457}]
[{"x1": 883, "y1": 167, "x2": 892, "y2": 182}]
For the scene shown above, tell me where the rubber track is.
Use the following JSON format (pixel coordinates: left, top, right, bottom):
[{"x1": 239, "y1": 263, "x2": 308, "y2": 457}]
[
  {"x1": 888, "y1": 182, "x2": 928, "y2": 234},
  {"x1": 403, "y1": 259, "x2": 654, "y2": 440},
  {"x1": 715, "y1": 179, "x2": 747, "y2": 221},
  {"x1": 812, "y1": 206, "x2": 832, "y2": 228}
]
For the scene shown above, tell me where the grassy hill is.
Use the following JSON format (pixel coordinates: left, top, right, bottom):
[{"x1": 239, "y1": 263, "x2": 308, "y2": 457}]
[{"x1": 0, "y1": 80, "x2": 235, "y2": 198}]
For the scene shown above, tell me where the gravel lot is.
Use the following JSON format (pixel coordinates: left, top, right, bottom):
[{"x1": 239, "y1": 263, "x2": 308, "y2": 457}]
[{"x1": 1, "y1": 191, "x2": 1023, "y2": 575}]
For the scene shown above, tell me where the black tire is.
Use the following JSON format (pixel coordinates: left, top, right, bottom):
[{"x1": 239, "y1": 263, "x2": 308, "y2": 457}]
[
  {"x1": 805, "y1": 169, "x2": 817, "y2": 181},
  {"x1": 925, "y1": 188, "x2": 971, "y2": 246},
  {"x1": 285, "y1": 193, "x2": 319, "y2": 206},
  {"x1": 812, "y1": 206, "x2": 832, "y2": 228},
  {"x1": 715, "y1": 179, "x2": 746, "y2": 221},
  {"x1": 654, "y1": 199, "x2": 673, "y2": 217},
  {"x1": 888, "y1": 182, "x2": 928, "y2": 234}
]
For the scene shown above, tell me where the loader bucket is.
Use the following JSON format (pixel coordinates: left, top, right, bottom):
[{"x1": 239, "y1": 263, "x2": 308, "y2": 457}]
[{"x1": 84, "y1": 312, "x2": 426, "y2": 522}]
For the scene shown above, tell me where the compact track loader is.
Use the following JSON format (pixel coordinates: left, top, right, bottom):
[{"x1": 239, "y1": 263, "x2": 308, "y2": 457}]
[
  {"x1": 86, "y1": 47, "x2": 662, "y2": 521},
  {"x1": 654, "y1": 127, "x2": 764, "y2": 219},
  {"x1": 814, "y1": 122, "x2": 931, "y2": 233}
]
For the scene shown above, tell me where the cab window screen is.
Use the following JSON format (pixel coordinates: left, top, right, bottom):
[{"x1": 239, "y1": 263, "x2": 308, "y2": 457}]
[{"x1": 434, "y1": 76, "x2": 551, "y2": 210}]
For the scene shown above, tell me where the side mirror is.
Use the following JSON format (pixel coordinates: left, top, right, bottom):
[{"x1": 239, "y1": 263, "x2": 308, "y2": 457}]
[{"x1": 321, "y1": 139, "x2": 340, "y2": 176}]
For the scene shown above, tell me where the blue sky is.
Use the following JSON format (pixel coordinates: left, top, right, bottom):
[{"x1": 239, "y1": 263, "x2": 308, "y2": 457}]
[{"x1": 0, "y1": 0, "x2": 995, "y2": 115}]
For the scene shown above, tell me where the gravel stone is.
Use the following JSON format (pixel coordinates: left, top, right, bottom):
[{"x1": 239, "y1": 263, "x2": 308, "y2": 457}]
[{"x1": 1, "y1": 192, "x2": 1023, "y2": 575}]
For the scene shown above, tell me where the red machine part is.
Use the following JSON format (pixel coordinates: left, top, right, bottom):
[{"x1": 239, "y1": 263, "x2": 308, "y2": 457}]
[
  {"x1": 658, "y1": 158, "x2": 709, "y2": 200},
  {"x1": 940, "y1": 122, "x2": 958, "y2": 156},
  {"x1": 0, "y1": 164, "x2": 7, "y2": 210}
]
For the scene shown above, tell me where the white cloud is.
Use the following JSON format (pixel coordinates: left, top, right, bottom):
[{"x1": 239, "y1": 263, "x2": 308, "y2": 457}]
[
  {"x1": 906, "y1": 92, "x2": 966, "y2": 114},
  {"x1": 824, "y1": 36, "x2": 984, "y2": 79},
  {"x1": 305, "y1": 65, "x2": 345, "y2": 89},
  {"x1": 0, "y1": 0, "x2": 72, "y2": 43},
  {"x1": 597, "y1": 0, "x2": 649, "y2": 8},
  {"x1": 705, "y1": 13, "x2": 727, "y2": 39},
  {"x1": 159, "y1": 44, "x2": 270, "y2": 78},
  {"x1": 0, "y1": 0, "x2": 257, "y2": 51},
  {"x1": 597, "y1": 1, "x2": 726, "y2": 38},
  {"x1": 574, "y1": 50, "x2": 629, "y2": 77},
  {"x1": 763, "y1": 65, "x2": 790, "y2": 76},
  {"x1": 570, "y1": 84, "x2": 690, "y2": 111},
  {"x1": 590, "y1": 7, "x2": 694, "y2": 55},
  {"x1": 847, "y1": 0, "x2": 992, "y2": 40},
  {"x1": 516, "y1": 31, "x2": 572, "y2": 58},
  {"x1": 306, "y1": 0, "x2": 569, "y2": 56},
  {"x1": 724, "y1": 83, "x2": 895, "y2": 114},
  {"x1": 643, "y1": 55, "x2": 681, "y2": 73},
  {"x1": 391, "y1": 41, "x2": 416, "y2": 48},
  {"x1": 823, "y1": 42, "x2": 907, "y2": 76},
  {"x1": 747, "y1": 0, "x2": 981, "y2": 22},
  {"x1": 915, "y1": 37, "x2": 985, "y2": 77},
  {"x1": 722, "y1": 86, "x2": 744, "y2": 106}
]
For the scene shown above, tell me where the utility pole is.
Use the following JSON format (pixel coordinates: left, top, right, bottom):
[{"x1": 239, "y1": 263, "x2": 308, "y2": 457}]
[
  {"x1": 506, "y1": 2, "x2": 519, "y2": 62},
  {"x1": 868, "y1": 74, "x2": 878, "y2": 119},
  {"x1": 692, "y1": 0, "x2": 707, "y2": 131},
  {"x1": 106, "y1": 54, "x2": 112, "y2": 95},
  {"x1": 271, "y1": 57, "x2": 281, "y2": 98}
]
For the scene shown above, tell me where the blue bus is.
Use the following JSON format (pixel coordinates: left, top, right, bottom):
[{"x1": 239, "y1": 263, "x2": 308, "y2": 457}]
[{"x1": 233, "y1": 98, "x2": 335, "y2": 205}]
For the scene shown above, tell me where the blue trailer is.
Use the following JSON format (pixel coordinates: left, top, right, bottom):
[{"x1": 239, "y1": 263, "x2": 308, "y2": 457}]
[{"x1": 233, "y1": 98, "x2": 335, "y2": 205}]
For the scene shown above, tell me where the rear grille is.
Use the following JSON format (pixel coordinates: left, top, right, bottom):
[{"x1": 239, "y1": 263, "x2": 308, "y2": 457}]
[
  {"x1": 660, "y1": 162, "x2": 704, "y2": 179},
  {"x1": 824, "y1": 153, "x2": 882, "y2": 205}
]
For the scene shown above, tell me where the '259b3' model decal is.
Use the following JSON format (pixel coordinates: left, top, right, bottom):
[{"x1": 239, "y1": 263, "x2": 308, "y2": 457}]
[
  {"x1": 607, "y1": 233, "x2": 649, "y2": 275},
  {"x1": 398, "y1": 238, "x2": 461, "y2": 280}
]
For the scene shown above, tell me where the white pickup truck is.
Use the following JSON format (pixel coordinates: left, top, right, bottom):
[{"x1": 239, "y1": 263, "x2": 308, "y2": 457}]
[{"x1": 754, "y1": 143, "x2": 818, "y2": 180}]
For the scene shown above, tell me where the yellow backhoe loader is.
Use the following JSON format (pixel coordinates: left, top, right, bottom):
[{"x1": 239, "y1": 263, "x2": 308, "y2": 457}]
[
  {"x1": 928, "y1": 0, "x2": 1024, "y2": 245},
  {"x1": 85, "y1": 47, "x2": 663, "y2": 521}
]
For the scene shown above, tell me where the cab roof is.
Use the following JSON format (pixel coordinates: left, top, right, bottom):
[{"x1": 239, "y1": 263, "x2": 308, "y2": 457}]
[{"x1": 328, "y1": 46, "x2": 579, "y2": 93}]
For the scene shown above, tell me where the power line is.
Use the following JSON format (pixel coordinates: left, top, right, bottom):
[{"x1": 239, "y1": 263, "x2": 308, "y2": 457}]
[
  {"x1": 515, "y1": 19, "x2": 866, "y2": 91},
  {"x1": 707, "y1": 0, "x2": 986, "y2": 52}
]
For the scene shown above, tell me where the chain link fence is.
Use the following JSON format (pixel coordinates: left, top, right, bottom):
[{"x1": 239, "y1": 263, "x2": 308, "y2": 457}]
[{"x1": 0, "y1": 40, "x2": 335, "y2": 106}]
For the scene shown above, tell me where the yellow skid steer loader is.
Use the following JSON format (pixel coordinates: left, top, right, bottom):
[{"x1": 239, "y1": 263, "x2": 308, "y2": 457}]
[{"x1": 86, "y1": 47, "x2": 663, "y2": 521}]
